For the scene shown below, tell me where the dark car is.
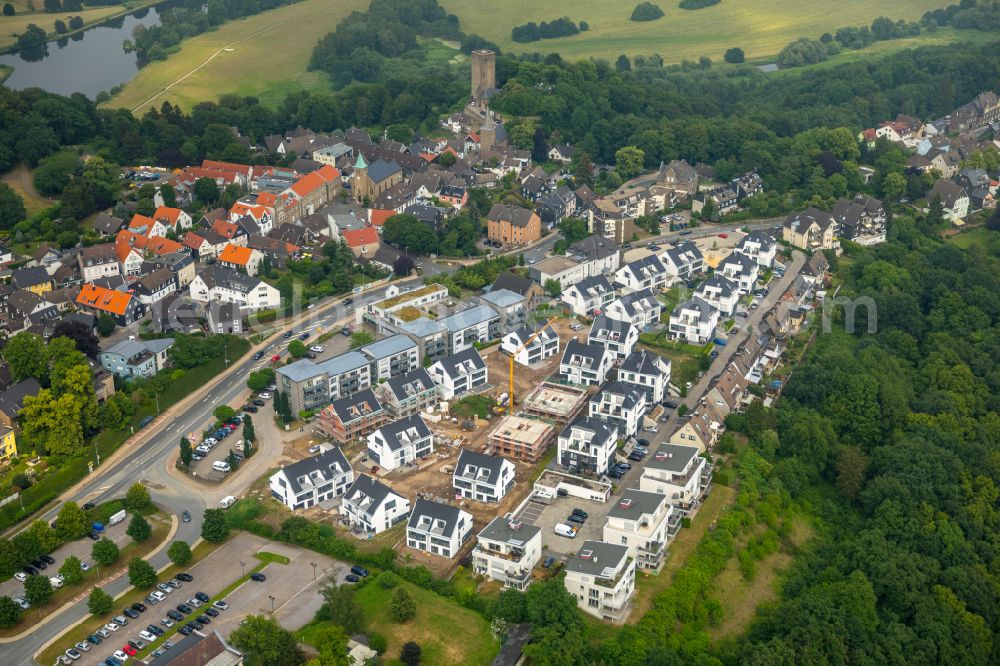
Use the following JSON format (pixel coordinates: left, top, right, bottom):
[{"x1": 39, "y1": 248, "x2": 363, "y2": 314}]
[
  {"x1": 40, "y1": 554, "x2": 56, "y2": 566},
  {"x1": 607, "y1": 468, "x2": 624, "y2": 479},
  {"x1": 203, "y1": 607, "x2": 219, "y2": 618},
  {"x1": 345, "y1": 574, "x2": 360, "y2": 583},
  {"x1": 196, "y1": 614, "x2": 212, "y2": 625},
  {"x1": 166, "y1": 610, "x2": 183, "y2": 621},
  {"x1": 132, "y1": 603, "x2": 147, "y2": 613},
  {"x1": 177, "y1": 626, "x2": 192, "y2": 636},
  {"x1": 181, "y1": 511, "x2": 191, "y2": 523},
  {"x1": 662, "y1": 400, "x2": 678, "y2": 409},
  {"x1": 123, "y1": 608, "x2": 140, "y2": 619},
  {"x1": 342, "y1": 297, "x2": 353, "y2": 306},
  {"x1": 567, "y1": 514, "x2": 585, "y2": 525},
  {"x1": 194, "y1": 592, "x2": 210, "y2": 603},
  {"x1": 32, "y1": 559, "x2": 47, "y2": 570},
  {"x1": 616, "y1": 462, "x2": 632, "y2": 471},
  {"x1": 188, "y1": 620, "x2": 203, "y2": 630},
  {"x1": 628, "y1": 451, "x2": 645, "y2": 461},
  {"x1": 251, "y1": 399, "x2": 266, "y2": 407},
  {"x1": 305, "y1": 352, "x2": 317, "y2": 359},
  {"x1": 250, "y1": 572, "x2": 266, "y2": 582},
  {"x1": 282, "y1": 331, "x2": 292, "y2": 339},
  {"x1": 350, "y1": 566, "x2": 369, "y2": 578},
  {"x1": 128, "y1": 640, "x2": 142, "y2": 651},
  {"x1": 298, "y1": 332, "x2": 309, "y2": 340},
  {"x1": 637, "y1": 439, "x2": 649, "y2": 447},
  {"x1": 82, "y1": 502, "x2": 96, "y2": 511},
  {"x1": 176, "y1": 604, "x2": 193, "y2": 614},
  {"x1": 23, "y1": 565, "x2": 38, "y2": 576},
  {"x1": 556, "y1": 488, "x2": 569, "y2": 498},
  {"x1": 86, "y1": 634, "x2": 103, "y2": 645},
  {"x1": 252, "y1": 351, "x2": 264, "y2": 361},
  {"x1": 176, "y1": 573, "x2": 194, "y2": 582},
  {"x1": 242, "y1": 404, "x2": 259, "y2": 413},
  {"x1": 88, "y1": 531, "x2": 101, "y2": 541},
  {"x1": 147, "y1": 624, "x2": 164, "y2": 636}
]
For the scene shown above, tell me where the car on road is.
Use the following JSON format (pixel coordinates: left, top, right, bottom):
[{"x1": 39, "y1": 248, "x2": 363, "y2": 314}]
[
  {"x1": 253, "y1": 351, "x2": 264, "y2": 360},
  {"x1": 213, "y1": 600, "x2": 229, "y2": 610},
  {"x1": 345, "y1": 574, "x2": 360, "y2": 583},
  {"x1": 342, "y1": 297, "x2": 353, "y2": 305},
  {"x1": 82, "y1": 502, "x2": 95, "y2": 511},
  {"x1": 270, "y1": 355, "x2": 281, "y2": 363},
  {"x1": 718, "y1": 233, "x2": 728, "y2": 238},
  {"x1": 181, "y1": 510, "x2": 191, "y2": 522},
  {"x1": 250, "y1": 572, "x2": 266, "y2": 582},
  {"x1": 176, "y1": 572, "x2": 194, "y2": 582},
  {"x1": 282, "y1": 331, "x2": 293, "y2": 339}
]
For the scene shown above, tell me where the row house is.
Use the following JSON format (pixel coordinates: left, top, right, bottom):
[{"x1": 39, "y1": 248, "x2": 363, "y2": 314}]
[
  {"x1": 367, "y1": 414, "x2": 434, "y2": 471},
  {"x1": 452, "y1": 449, "x2": 516, "y2": 503},
  {"x1": 692, "y1": 186, "x2": 737, "y2": 217},
  {"x1": 341, "y1": 474, "x2": 411, "y2": 535},
  {"x1": 269, "y1": 447, "x2": 354, "y2": 510}
]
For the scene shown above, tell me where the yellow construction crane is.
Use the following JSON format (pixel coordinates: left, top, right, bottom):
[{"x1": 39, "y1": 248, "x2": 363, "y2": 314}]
[{"x1": 504, "y1": 316, "x2": 559, "y2": 411}]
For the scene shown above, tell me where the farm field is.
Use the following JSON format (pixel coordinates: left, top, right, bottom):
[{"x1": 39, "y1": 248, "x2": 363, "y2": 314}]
[
  {"x1": 440, "y1": 0, "x2": 953, "y2": 63},
  {"x1": 0, "y1": 0, "x2": 159, "y2": 52},
  {"x1": 107, "y1": 0, "x2": 368, "y2": 113}
]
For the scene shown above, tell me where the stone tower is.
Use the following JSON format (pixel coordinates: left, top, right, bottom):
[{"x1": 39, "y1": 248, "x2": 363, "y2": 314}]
[
  {"x1": 351, "y1": 153, "x2": 369, "y2": 202},
  {"x1": 471, "y1": 49, "x2": 496, "y2": 103},
  {"x1": 479, "y1": 114, "x2": 496, "y2": 151}
]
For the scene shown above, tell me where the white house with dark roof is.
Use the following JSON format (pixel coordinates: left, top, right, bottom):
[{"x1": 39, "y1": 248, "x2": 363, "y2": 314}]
[
  {"x1": 589, "y1": 381, "x2": 647, "y2": 439},
  {"x1": 188, "y1": 265, "x2": 280, "y2": 311},
  {"x1": 100, "y1": 338, "x2": 174, "y2": 379},
  {"x1": 558, "y1": 416, "x2": 619, "y2": 476},
  {"x1": 406, "y1": 499, "x2": 473, "y2": 559},
  {"x1": 717, "y1": 251, "x2": 759, "y2": 295},
  {"x1": 561, "y1": 274, "x2": 616, "y2": 316},
  {"x1": 341, "y1": 474, "x2": 411, "y2": 534},
  {"x1": 604, "y1": 489, "x2": 678, "y2": 573},
  {"x1": 605, "y1": 289, "x2": 662, "y2": 330},
  {"x1": 926, "y1": 179, "x2": 970, "y2": 222},
  {"x1": 269, "y1": 447, "x2": 354, "y2": 510},
  {"x1": 734, "y1": 230, "x2": 777, "y2": 268},
  {"x1": 375, "y1": 367, "x2": 439, "y2": 419},
  {"x1": 659, "y1": 241, "x2": 704, "y2": 282},
  {"x1": 472, "y1": 516, "x2": 542, "y2": 590},
  {"x1": 588, "y1": 315, "x2": 637, "y2": 361},
  {"x1": 639, "y1": 444, "x2": 711, "y2": 515},
  {"x1": 501, "y1": 323, "x2": 559, "y2": 366},
  {"x1": 428, "y1": 347, "x2": 488, "y2": 400},
  {"x1": 439, "y1": 304, "x2": 502, "y2": 354},
  {"x1": 618, "y1": 350, "x2": 671, "y2": 405},
  {"x1": 563, "y1": 540, "x2": 635, "y2": 623},
  {"x1": 453, "y1": 449, "x2": 515, "y2": 503},
  {"x1": 669, "y1": 297, "x2": 719, "y2": 344},
  {"x1": 560, "y1": 340, "x2": 612, "y2": 387},
  {"x1": 614, "y1": 255, "x2": 669, "y2": 293},
  {"x1": 695, "y1": 274, "x2": 739, "y2": 316},
  {"x1": 569, "y1": 235, "x2": 621, "y2": 275},
  {"x1": 366, "y1": 414, "x2": 433, "y2": 471}
]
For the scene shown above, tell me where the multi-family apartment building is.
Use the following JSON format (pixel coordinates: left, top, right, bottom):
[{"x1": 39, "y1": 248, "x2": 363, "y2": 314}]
[
  {"x1": 501, "y1": 323, "x2": 560, "y2": 366},
  {"x1": 717, "y1": 251, "x2": 759, "y2": 295},
  {"x1": 614, "y1": 255, "x2": 669, "y2": 293},
  {"x1": 315, "y1": 389, "x2": 386, "y2": 443},
  {"x1": 406, "y1": 499, "x2": 473, "y2": 559},
  {"x1": 564, "y1": 541, "x2": 635, "y2": 623},
  {"x1": 604, "y1": 489, "x2": 679, "y2": 573},
  {"x1": 452, "y1": 449, "x2": 516, "y2": 503},
  {"x1": 374, "y1": 367, "x2": 439, "y2": 419},
  {"x1": 366, "y1": 414, "x2": 434, "y2": 471},
  {"x1": 605, "y1": 289, "x2": 662, "y2": 330},
  {"x1": 588, "y1": 381, "x2": 647, "y2": 440},
  {"x1": 560, "y1": 340, "x2": 613, "y2": 387},
  {"x1": 561, "y1": 275, "x2": 616, "y2": 316},
  {"x1": 638, "y1": 444, "x2": 712, "y2": 515},
  {"x1": 695, "y1": 274, "x2": 739, "y2": 317},
  {"x1": 617, "y1": 350, "x2": 671, "y2": 405},
  {"x1": 588, "y1": 315, "x2": 638, "y2": 361},
  {"x1": 734, "y1": 230, "x2": 777, "y2": 267},
  {"x1": 341, "y1": 474, "x2": 411, "y2": 534},
  {"x1": 472, "y1": 516, "x2": 542, "y2": 591},
  {"x1": 669, "y1": 297, "x2": 719, "y2": 344},
  {"x1": 660, "y1": 241, "x2": 704, "y2": 283},
  {"x1": 558, "y1": 416, "x2": 619, "y2": 477},
  {"x1": 439, "y1": 304, "x2": 503, "y2": 354},
  {"x1": 428, "y1": 347, "x2": 488, "y2": 400},
  {"x1": 269, "y1": 447, "x2": 354, "y2": 510}
]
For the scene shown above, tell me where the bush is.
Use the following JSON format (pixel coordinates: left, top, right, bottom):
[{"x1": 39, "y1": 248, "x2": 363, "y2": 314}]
[
  {"x1": 390, "y1": 587, "x2": 417, "y2": 622},
  {"x1": 213, "y1": 405, "x2": 237, "y2": 422},
  {"x1": 401, "y1": 641, "x2": 422, "y2": 665},
  {"x1": 368, "y1": 632, "x2": 387, "y2": 654},
  {"x1": 679, "y1": 0, "x2": 720, "y2": 8},
  {"x1": 631, "y1": 2, "x2": 664, "y2": 21},
  {"x1": 724, "y1": 46, "x2": 745, "y2": 63},
  {"x1": 376, "y1": 571, "x2": 399, "y2": 588}
]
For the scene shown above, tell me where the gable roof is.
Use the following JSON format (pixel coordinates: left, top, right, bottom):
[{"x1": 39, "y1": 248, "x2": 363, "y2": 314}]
[
  {"x1": 372, "y1": 414, "x2": 432, "y2": 451},
  {"x1": 343, "y1": 474, "x2": 404, "y2": 517},
  {"x1": 76, "y1": 283, "x2": 136, "y2": 316},
  {"x1": 433, "y1": 347, "x2": 486, "y2": 379},
  {"x1": 490, "y1": 272, "x2": 537, "y2": 297},
  {"x1": 487, "y1": 203, "x2": 536, "y2": 227},
  {"x1": 278, "y1": 447, "x2": 352, "y2": 496},
  {"x1": 454, "y1": 449, "x2": 510, "y2": 486},
  {"x1": 407, "y1": 498, "x2": 467, "y2": 538},
  {"x1": 382, "y1": 367, "x2": 437, "y2": 402},
  {"x1": 329, "y1": 388, "x2": 382, "y2": 423},
  {"x1": 569, "y1": 274, "x2": 614, "y2": 299},
  {"x1": 218, "y1": 244, "x2": 255, "y2": 267},
  {"x1": 11, "y1": 266, "x2": 51, "y2": 289},
  {"x1": 620, "y1": 349, "x2": 670, "y2": 377},
  {"x1": 561, "y1": 339, "x2": 608, "y2": 371},
  {"x1": 342, "y1": 227, "x2": 379, "y2": 248}
]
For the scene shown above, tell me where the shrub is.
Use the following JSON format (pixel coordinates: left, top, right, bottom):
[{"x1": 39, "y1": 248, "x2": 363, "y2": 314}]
[
  {"x1": 376, "y1": 571, "x2": 399, "y2": 588},
  {"x1": 724, "y1": 46, "x2": 745, "y2": 63},
  {"x1": 679, "y1": 0, "x2": 720, "y2": 8},
  {"x1": 368, "y1": 632, "x2": 387, "y2": 653},
  {"x1": 631, "y1": 2, "x2": 664, "y2": 21},
  {"x1": 390, "y1": 588, "x2": 416, "y2": 622}
]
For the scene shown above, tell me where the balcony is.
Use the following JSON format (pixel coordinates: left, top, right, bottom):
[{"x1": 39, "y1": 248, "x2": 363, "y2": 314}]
[
  {"x1": 594, "y1": 557, "x2": 633, "y2": 588},
  {"x1": 473, "y1": 545, "x2": 526, "y2": 563}
]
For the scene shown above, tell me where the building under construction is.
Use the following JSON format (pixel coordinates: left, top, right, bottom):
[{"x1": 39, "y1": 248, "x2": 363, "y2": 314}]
[
  {"x1": 488, "y1": 416, "x2": 556, "y2": 463},
  {"x1": 520, "y1": 382, "x2": 589, "y2": 424}
]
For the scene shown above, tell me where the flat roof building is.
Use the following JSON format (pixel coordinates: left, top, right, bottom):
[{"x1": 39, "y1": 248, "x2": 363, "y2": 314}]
[{"x1": 488, "y1": 415, "x2": 556, "y2": 463}]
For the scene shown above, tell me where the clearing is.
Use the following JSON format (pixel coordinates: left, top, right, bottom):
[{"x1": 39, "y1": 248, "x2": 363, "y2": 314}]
[
  {"x1": 0, "y1": 0, "x2": 159, "y2": 53},
  {"x1": 1, "y1": 162, "x2": 52, "y2": 216},
  {"x1": 107, "y1": 0, "x2": 368, "y2": 113},
  {"x1": 440, "y1": 0, "x2": 951, "y2": 63}
]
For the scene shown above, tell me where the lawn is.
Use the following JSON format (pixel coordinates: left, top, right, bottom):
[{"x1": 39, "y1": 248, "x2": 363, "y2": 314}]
[
  {"x1": 450, "y1": 394, "x2": 495, "y2": 419},
  {"x1": 441, "y1": 0, "x2": 952, "y2": 63},
  {"x1": 947, "y1": 225, "x2": 1000, "y2": 250},
  {"x1": 353, "y1": 579, "x2": 499, "y2": 666},
  {"x1": 106, "y1": 0, "x2": 369, "y2": 113},
  {"x1": 0, "y1": 0, "x2": 160, "y2": 53}
]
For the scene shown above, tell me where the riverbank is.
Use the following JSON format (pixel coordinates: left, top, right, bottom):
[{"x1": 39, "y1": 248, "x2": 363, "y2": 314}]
[{"x1": 0, "y1": 0, "x2": 161, "y2": 54}]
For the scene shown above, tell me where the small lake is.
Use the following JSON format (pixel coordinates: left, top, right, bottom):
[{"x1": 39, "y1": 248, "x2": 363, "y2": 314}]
[{"x1": 0, "y1": 5, "x2": 164, "y2": 98}]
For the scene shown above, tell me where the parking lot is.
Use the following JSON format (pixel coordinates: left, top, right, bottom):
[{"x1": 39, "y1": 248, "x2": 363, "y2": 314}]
[
  {"x1": 64, "y1": 532, "x2": 347, "y2": 666},
  {"x1": 516, "y1": 495, "x2": 610, "y2": 559}
]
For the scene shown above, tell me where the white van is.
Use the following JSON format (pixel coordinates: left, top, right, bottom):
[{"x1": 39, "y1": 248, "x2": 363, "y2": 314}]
[
  {"x1": 49, "y1": 576, "x2": 64, "y2": 589},
  {"x1": 219, "y1": 495, "x2": 237, "y2": 509},
  {"x1": 212, "y1": 461, "x2": 231, "y2": 473},
  {"x1": 554, "y1": 523, "x2": 578, "y2": 538}
]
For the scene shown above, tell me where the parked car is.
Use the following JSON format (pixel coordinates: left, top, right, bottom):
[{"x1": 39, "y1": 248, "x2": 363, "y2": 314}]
[
  {"x1": 187, "y1": 597, "x2": 202, "y2": 608},
  {"x1": 257, "y1": 392, "x2": 272, "y2": 400},
  {"x1": 146, "y1": 624, "x2": 164, "y2": 636},
  {"x1": 350, "y1": 566, "x2": 369, "y2": 578},
  {"x1": 176, "y1": 603, "x2": 192, "y2": 615},
  {"x1": 74, "y1": 642, "x2": 90, "y2": 653},
  {"x1": 203, "y1": 607, "x2": 219, "y2": 618},
  {"x1": 64, "y1": 648, "x2": 82, "y2": 661},
  {"x1": 32, "y1": 559, "x2": 47, "y2": 570},
  {"x1": 86, "y1": 635, "x2": 103, "y2": 646},
  {"x1": 242, "y1": 404, "x2": 259, "y2": 413},
  {"x1": 166, "y1": 610, "x2": 183, "y2": 621},
  {"x1": 567, "y1": 514, "x2": 586, "y2": 525},
  {"x1": 345, "y1": 574, "x2": 360, "y2": 583},
  {"x1": 122, "y1": 608, "x2": 140, "y2": 619},
  {"x1": 139, "y1": 631, "x2": 157, "y2": 642},
  {"x1": 194, "y1": 591, "x2": 210, "y2": 603},
  {"x1": 197, "y1": 614, "x2": 212, "y2": 625},
  {"x1": 176, "y1": 572, "x2": 194, "y2": 582},
  {"x1": 607, "y1": 468, "x2": 624, "y2": 479},
  {"x1": 151, "y1": 590, "x2": 167, "y2": 601},
  {"x1": 122, "y1": 644, "x2": 137, "y2": 656},
  {"x1": 309, "y1": 345, "x2": 324, "y2": 353},
  {"x1": 177, "y1": 626, "x2": 192, "y2": 636},
  {"x1": 213, "y1": 600, "x2": 229, "y2": 610},
  {"x1": 96, "y1": 628, "x2": 111, "y2": 638},
  {"x1": 112, "y1": 650, "x2": 130, "y2": 662},
  {"x1": 168, "y1": 579, "x2": 183, "y2": 589},
  {"x1": 88, "y1": 531, "x2": 101, "y2": 541},
  {"x1": 250, "y1": 572, "x2": 266, "y2": 582},
  {"x1": 41, "y1": 555, "x2": 55, "y2": 565},
  {"x1": 104, "y1": 623, "x2": 120, "y2": 632},
  {"x1": 161, "y1": 618, "x2": 175, "y2": 628},
  {"x1": 543, "y1": 556, "x2": 556, "y2": 568},
  {"x1": 14, "y1": 571, "x2": 27, "y2": 582},
  {"x1": 251, "y1": 399, "x2": 266, "y2": 407}
]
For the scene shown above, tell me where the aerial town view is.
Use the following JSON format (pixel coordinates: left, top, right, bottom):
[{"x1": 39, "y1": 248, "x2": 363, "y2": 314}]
[{"x1": 0, "y1": 0, "x2": 997, "y2": 665}]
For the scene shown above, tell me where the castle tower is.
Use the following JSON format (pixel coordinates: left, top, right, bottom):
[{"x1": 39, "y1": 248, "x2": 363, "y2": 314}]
[
  {"x1": 479, "y1": 114, "x2": 496, "y2": 151},
  {"x1": 471, "y1": 49, "x2": 496, "y2": 103},
  {"x1": 351, "y1": 153, "x2": 369, "y2": 203}
]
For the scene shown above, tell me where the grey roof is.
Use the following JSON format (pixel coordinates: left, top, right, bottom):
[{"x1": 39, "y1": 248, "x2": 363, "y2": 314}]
[
  {"x1": 571, "y1": 274, "x2": 614, "y2": 299},
  {"x1": 565, "y1": 540, "x2": 630, "y2": 576},
  {"x1": 487, "y1": 203, "x2": 536, "y2": 228},
  {"x1": 561, "y1": 415, "x2": 618, "y2": 445},
  {"x1": 507, "y1": 323, "x2": 556, "y2": 348},
  {"x1": 479, "y1": 515, "x2": 540, "y2": 544},
  {"x1": 330, "y1": 388, "x2": 382, "y2": 423},
  {"x1": 104, "y1": 337, "x2": 173, "y2": 359},
  {"x1": 645, "y1": 443, "x2": 700, "y2": 472},
  {"x1": 433, "y1": 347, "x2": 486, "y2": 379},
  {"x1": 198, "y1": 265, "x2": 263, "y2": 294},
  {"x1": 607, "y1": 489, "x2": 666, "y2": 520},
  {"x1": 569, "y1": 235, "x2": 619, "y2": 262},
  {"x1": 0, "y1": 378, "x2": 41, "y2": 418},
  {"x1": 12, "y1": 266, "x2": 51, "y2": 289},
  {"x1": 661, "y1": 241, "x2": 703, "y2": 269},
  {"x1": 383, "y1": 367, "x2": 437, "y2": 402},
  {"x1": 720, "y1": 251, "x2": 757, "y2": 275},
  {"x1": 276, "y1": 358, "x2": 323, "y2": 383},
  {"x1": 279, "y1": 446, "x2": 352, "y2": 495},
  {"x1": 621, "y1": 254, "x2": 666, "y2": 279},
  {"x1": 92, "y1": 212, "x2": 125, "y2": 235},
  {"x1": 561, "y1": 339, "x2": 607, "y2": 370},
  {"x1": 318, "y1": 350, "x2": 370, "y2": 378},
  {"x1": 610, "y1": 289, "x2": 659, "y2": 318},
  {"x1": 588, "y1": 315, "x2": 635, "y2": 343},
  {"x1": 366, "y1": 159, "x2": 403, "y2": 185},
  {"x1": 407, "y1": 498, "x2": 466, "y2": 538},
  {"x1": 672, "y1": 296, "x2": 717, "y2": 323},
  {"x1": 438, "y1": 304, "x2": 500, "y2": 333},
  {"x1": 490, "y1": 272, "x2": 537, "y2": 296},
  {"x1": 591, "y1": 381, "x2": 644, "y2": 411},
  {"x1": 78, "y1": 243, "x2": 117, "y2": 265},
  {"x1": 399, "y1": 318, "x2": 446, "y2": 338},
  {"x1": 359, "y1": 334, "x2": 416, "y2": 362},
  {"x1": 454, "y1": 449, "x2": 509, "y2": 486},
  {"x1": 344, "y1": 474, "x2": 403, "y2": 517},
  {"x1": 480, "y1": 288, "x2": 525, "y2": 309},
  {"x1": 619, "y1": 349, "x2": 670, "y2": 377},
  {"x1": 697, "y1": 274, "x2": 737, "y2": 298},
  {"x1": 373, "y1": 414, "x2": 431, "y2": 452},
  {"x1": 737, "y1": 230, "x2": 776, "y2": 251},
  {"x1": 928, "y1": 179, "x2": 968, "y2": 208},
  {"x1": 783, "y1": 207, "x2": 836, "y2": 233}
]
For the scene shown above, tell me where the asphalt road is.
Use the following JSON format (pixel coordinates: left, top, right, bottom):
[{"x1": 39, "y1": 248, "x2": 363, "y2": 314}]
[{"x1": 6, "y1": 219, "x2": 778, "y2": 664}]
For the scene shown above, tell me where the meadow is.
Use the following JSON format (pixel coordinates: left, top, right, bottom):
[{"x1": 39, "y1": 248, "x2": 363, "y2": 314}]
[
  {"x1": 440, "y1": 0, "x2": 953, "y2": 63},
  {"x1": 107, "y1": 0, "x2": 368, "y2": 113}
]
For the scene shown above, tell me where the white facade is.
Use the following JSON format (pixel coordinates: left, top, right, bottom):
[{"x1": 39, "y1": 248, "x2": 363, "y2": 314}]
[
  {"x1": 639, "y1": 444, "x2": 711, "y2": 515},
  {"x1": 188, "y1": 272, "x2": 281, "y2": 312},
  {"x1": 735, "y1": 232, "x2": 777, "y2": 268},
  {"x1": 588, "y1": 315, "x2": 638, "y2": 361},
  {"x1": 605, "y1": 289, "x2": 662, "y2": 331},
  {"x1": 558, "y1": 416, "x2": 619, "y2": 477},
  {"x1": 669, "y1": 297, "x2": 719, "y2": 345},
  {"x1": 366, "y1": 415, "x2": 433, "y2": 471},
  {"x1": 428, "y1": 348, "x2": 488, "y2": 400},
  {"x1": 472, "y1": 517, "x2": 542, "y2": 590},
  {"x1": 717, "y1": 252, "x2": 759, "y2": 295},
  {"x1": 452, "y1": 449, "x2": 516, "y2": 503},
  {"x1": 618, "y1": 351, "x2": 671, "y2": 405},
  {"x1": 561, "y1": 275, "x2": 616, "y2": 316},
  {"x1": 564, "y1": 541, "x2": 635, "y2": 623},
  {"x1": 269, "y1": 447, "x2": 354, "y2": 511},
  {"x1": 560, "y1": 340, "x2": 612, "y2": 387},
  {"x1": 340, "y1": 475, "x2": 411, "y2": 535},
  {"x1": 603, "y1": 490, "x2": 678, "y2": 572},
  {"x1": 588, "y1": 382, "x2": 647, "y2": 440},
  {"x1": 501, "y1": 324, "x2": 559, "y2": 366},
  {"x1": 659, "y1": 242, "x2": 704, "y2": 282},
  {"x1": 614, "y1": 255, "x2": 669, "y2": 293},
  {"x1": 695, "y1": 275, "x2": 739, "y2": 317},
  {"x1": 406, "y1": 499, "x2": 473, "y2": 559}
]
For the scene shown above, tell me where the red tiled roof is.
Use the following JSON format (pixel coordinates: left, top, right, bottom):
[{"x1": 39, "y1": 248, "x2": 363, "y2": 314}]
[
  {"x1": 128, "y1": 214, "x2": 157, "y2": 236},
  {"x1": 369, "y1": 209, "x2": 394, "y2": 227},
  {"x1": 200, "y1": 159, "x2": 251, "y2": 177},
  {"x1": 256, "y1": 191, "x2": 277, "y2": 207},
  {"x1": 218, "y1": 244, "x2": 254, "y2": 266},
  {"x1": 212, "y1": 219, "x2": 240, "y2": 239},
  {"x1": 181, "y1": 232, "x2": 207, "y2": 250},
  {"x1": 289, "y1": 165, "x2": 340, "y2": 198},
  {"x1": 144, "y1": 236, "x2": 184, "y2": 255},
  {"x1": 342, "y1": 227, "x2": 378, "y2": 248},
  {"x1": 76, "y1": 283, "x2": 133, "y2": 316},
  {"x1": 153, "y1": 207, "x2": 184, "y2": 225}
]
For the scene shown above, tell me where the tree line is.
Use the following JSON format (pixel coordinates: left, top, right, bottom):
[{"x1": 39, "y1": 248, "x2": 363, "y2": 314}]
[{"x1": 511, "y1": 17, "x2": 587, "y2": 43}]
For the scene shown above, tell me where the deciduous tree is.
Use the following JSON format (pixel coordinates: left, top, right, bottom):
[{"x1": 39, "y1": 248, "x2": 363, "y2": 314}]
[
  {"x1": 87, "y1": 587, "x2": 113, "y2": 616},
  {"x1": 91, "y1": 538, "x2": 119, "y2": 567},
  {"x1": 127, "y1": 558, "x2": 157, "y2": 588},
  {"x1": 25, "y1": 574, "x2": 52, "y2": 606},
  {"x1": 55, "y1": 502, "x2": 88, "y2": 541},
  {"x1": 201, "y1": 508, "x2": 229, "y2": 542},
  {"x1": 125, "y1": 483, "x2": 151, "y2": 513},
  {"x1": 614, "y1": 146, "x2": 645, "y2": 179},
  {"x1": 127, "y1": 513, "x2": 152, "y2": 543},
  {"x1": 230, "y1": 615, "x2": 304, "y2": 666},
  {"x1": 59, "y1": 555, "x2": 84, "y2": 585},
  {"x1": 167, "y1": 540, "x2": 191, "y2": 566}
]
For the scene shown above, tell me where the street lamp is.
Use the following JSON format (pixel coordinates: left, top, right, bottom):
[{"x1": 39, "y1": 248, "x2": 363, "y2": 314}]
[
  {"x1": 239, "y1": 560, "x2": 246, "y2": 578},
  {"x1": 310, "y1": 562, "x2": 317, "y2": 582},
  {"x1": 268, "y1": 595, "x2": 275, "y2": 613}
]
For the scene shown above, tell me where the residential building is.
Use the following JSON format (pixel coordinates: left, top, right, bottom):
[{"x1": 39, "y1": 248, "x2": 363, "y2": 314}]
[
  {"x1": 639, "y1": 444, "x2": 711, "y2": 515},
  {"x1": 558, "y1": 416, "x2": 619, "y2": 477},
  {"x1": 605, "y1": 289, "x2": 662, "y2": 330},
  {"x1": 705, "y1": 363, "x2": 748, "y2": 415},
  {"x1": 487, "y1": 415, "x2": 556, "y2": 463},
  {"x1": 588, "y1": 315, "x2": 637, "y2": 361},
  {"x1": 472, "y1": 517, "x2": 542, "y2": 590},
  {"x1": 366, "y1": 414, "x2": 433, "y2": 471},
  {"x1": 218, "y1": 245, "x2": 264, "y2": 276},
  {"x1": 831, "y1": 195, "x2": 887, "y2": 245},
  {"x1": 479, "y1": 288, "x2": 528, "y2": 330},
  {"x1": 589, "y1": 382, "x2": 646, "y2": 440},
  {"x1": 695, "y1": 274, "x2": 739, "y2": 316},
  {"x1": 614, "y1": 255, "x2": 669, "y2": 293},
  {"x1": 188, "y1": 266, "x2": 281, "y2": 312},
  {"x1": 783, "y1": 207, "x2": 838, "y2": 250},
  {"x1": 77, "y1": 244, "x2": 120, "y2": 282},
  {"x1": 667, "y1": 408, "x2": 718, "y2": 456},
  {"x1": 76, "y1": 283, "x2": 145, "y2": 325},
  {"x1": 669, "y1": 297, "x2": 719, "y2": 344},
  {"x1": 734, "y1": 231, "x2": 777, "y2": 268},
  {"x1": 453, "y1": 449, "x2": 515, "y2": 503},
  {"x1": 604, "y1": 489, "x2": 677, "y2": 573},
  {"x1": 487, "y1": 204, "x2": 542, "y2": 246},
  {"x1": 314, "y1": 389, "x2": 386, "y2": 443},
  {"x1": 375, "y1": 367, "x2": 439, "y2": 419},
  {"x1": 276, "y1": 350, "x2": 372, "y2": 413},
  {"x1": 501, "y1": 323, "x2": 559, "y2": 366},
  {"x1": 560, "y1": 340, "x2": 612, "y2": 387},
  {"x1": 530, "y1": 256, "x2": 590, "y2": 293},
  {"x1": 564, "y1": 541, "x2": 635, "y2": 623},
  {"x1": 100, "y1": 338, "x2": 174, "y2": 379},
  {"x1": 0, "y1": 426, "x2": 16, "y2": 465},
  {"x1": 618, "y1": 350, "x2": 671, "y2": 405},
  {"x1": 489, "y1": 272, "x2": 545, "y2": 307},
  {"x1": 133, "y1": 267, "x2": 177, "y2": 305},
  {"x1": 660, "y1": 241, "x2": 704, "y2": 283},
  {"x1": 359, "y1": 334, "x2": 419, "y2": 382},
  {"x1": 428, "y1": 347, "x2": 488, "y2": 400},
  {"x1": 0, "y1": 378, "x2": 41, "y2": 428},
  {"x1": 406, "y1": 499, "x2": 473, "y2": 559},
  {"x1": 656, "y1": 159, "x2": 699, "y2": 199},
  {"x1": 146, "y1": 630, "x2": 242, "y2": 666},
  {"x1": 717, "y1": 251, "x2": 759, "y2": 295},
  {"x1": 12, "y1": 266, "x2": 52, "y2": 295},
  {"x1": 206, "y1": 302, "x2": 242, "y2": 334},
  {"x1": 341, "y1": 474, "x2": 411, "y2": 535},
  {"x1": 561, "y1": 275, "x2": 616, "y2": 316},
  {"x1": 439, "y1": 304, "x2": 502, "y2": 354},
  {"x1": 269, "y1": 447, "x2": 354, "y2": 510},
  {"x1": 927, "y1": 179, "x2": 970, "y2": 222}
]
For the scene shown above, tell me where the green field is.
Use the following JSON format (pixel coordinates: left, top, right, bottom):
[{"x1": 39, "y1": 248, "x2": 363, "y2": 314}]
[
  {"x1": 440, "y1": 0, "x2": 951, "y2": 63},
  {"x1": 107, "y1": 0, "x2": 368, "y2": 113}
]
